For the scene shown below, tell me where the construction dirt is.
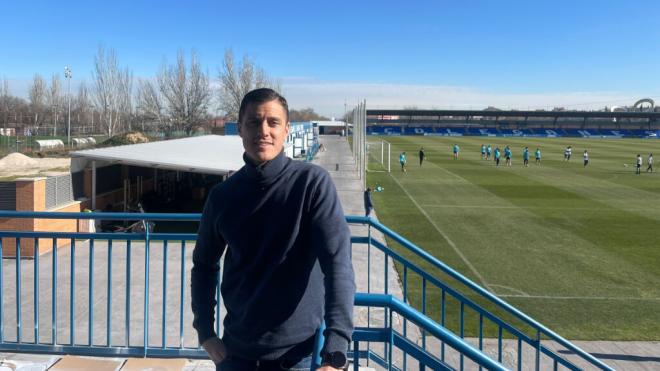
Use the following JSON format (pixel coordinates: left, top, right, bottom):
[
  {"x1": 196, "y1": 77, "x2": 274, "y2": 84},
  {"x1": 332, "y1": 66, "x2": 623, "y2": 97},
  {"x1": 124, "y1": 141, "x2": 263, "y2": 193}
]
[{"x1": 0, "y1": 152, "x2": 71, "y2": 179}]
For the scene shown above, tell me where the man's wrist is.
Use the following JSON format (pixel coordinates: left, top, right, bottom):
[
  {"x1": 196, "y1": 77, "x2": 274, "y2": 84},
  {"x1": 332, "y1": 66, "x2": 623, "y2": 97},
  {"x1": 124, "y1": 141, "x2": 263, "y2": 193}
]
[
  {"x1": 196, "y1": 327, "x2": 217, "y2": 346},
  {"x1": 321, "y1": 351, "x2": 348, "y2": 370}
]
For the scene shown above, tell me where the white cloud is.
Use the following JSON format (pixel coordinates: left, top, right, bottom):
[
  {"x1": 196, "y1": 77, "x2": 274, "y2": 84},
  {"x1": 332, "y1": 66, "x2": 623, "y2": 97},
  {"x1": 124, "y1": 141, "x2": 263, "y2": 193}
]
[{"x1": 281, "y1": 78, "x2": 651, "y2": 118}]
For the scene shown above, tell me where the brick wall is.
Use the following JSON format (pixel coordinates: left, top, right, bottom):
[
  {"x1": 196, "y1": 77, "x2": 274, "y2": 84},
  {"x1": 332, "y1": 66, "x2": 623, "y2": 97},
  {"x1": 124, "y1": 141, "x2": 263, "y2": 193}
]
[
  {"x1": 2, "y1": 169, "x2": 156, "y2": 257},
  {"x1": 1, "y1": 178, "x2": 81, "y2": 257}
]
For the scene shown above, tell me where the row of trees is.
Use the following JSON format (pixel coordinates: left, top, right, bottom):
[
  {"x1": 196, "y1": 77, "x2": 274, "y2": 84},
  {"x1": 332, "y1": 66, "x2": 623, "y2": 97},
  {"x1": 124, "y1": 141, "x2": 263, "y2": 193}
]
[{"x1": 0, "y1": 47, "x2": 298, "y2": 138}]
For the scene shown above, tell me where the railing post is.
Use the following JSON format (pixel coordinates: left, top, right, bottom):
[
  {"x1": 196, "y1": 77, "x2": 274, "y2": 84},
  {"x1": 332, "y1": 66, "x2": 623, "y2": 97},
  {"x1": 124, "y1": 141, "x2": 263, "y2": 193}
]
[
  {"x1": 52, "y1": 238, "x2": 57, "y2": 345},
  {"x1": 366, "y1": 220, "x2": 372, "y2": 368},
  {"x1": 162, "y1": 241, "x2": 168, "y2": 349},
  {"x1": 388, "y1": 309, "x2": 393, "y2": 371},
  {"x1": 70, "y1": 239, "x2": 75, "y2": 346},
  {"x1": 535, "y1": 330, "x2": 541, "y2": 371},
  {"x1": 179, "y1": 241, "x2": 186, "y2": 349},
  {"x1": 34, "y1": 239, "x2": 39, "y2": 344},
  {"x1": 144, "y1": 227, "x2": 151, "y2": 356},
  {"x1": 107, "y1": 240, "x2": 113, "y2": 347},
  {"x1": 126, "y1": 240, "x2": 132, "y2": 347},
  {"x1": 311, "y1": 321, "x2": 326, "y2": 371},
  {"x1": 88, "y1": 239, "x2": 94, "y2": 346},
  {"x1": 16, "y1": 238, "x2": 21, "y2": 344},
  {"x1": 0, "y1": 238, "x2": 3, "y2": 343}
]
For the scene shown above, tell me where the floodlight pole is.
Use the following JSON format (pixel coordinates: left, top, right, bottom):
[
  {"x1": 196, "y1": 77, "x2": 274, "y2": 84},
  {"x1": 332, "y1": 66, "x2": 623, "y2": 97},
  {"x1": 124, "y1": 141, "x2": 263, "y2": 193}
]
[{"x1": 64, "y1": 66, "x2": 72, "y2": 146}]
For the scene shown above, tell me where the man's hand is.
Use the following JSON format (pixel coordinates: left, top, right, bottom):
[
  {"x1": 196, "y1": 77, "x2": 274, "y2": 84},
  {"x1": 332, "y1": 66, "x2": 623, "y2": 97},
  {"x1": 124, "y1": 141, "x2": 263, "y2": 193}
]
[{"x1": 201, "y1": 337, "x2": 227, "y2": 364}]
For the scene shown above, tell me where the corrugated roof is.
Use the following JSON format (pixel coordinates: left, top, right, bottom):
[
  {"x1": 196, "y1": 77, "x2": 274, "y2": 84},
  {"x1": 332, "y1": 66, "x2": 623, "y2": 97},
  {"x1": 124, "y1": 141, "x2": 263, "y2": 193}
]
[{"x1": 70, "y1": 135, "x2": 245, "y2": 175}]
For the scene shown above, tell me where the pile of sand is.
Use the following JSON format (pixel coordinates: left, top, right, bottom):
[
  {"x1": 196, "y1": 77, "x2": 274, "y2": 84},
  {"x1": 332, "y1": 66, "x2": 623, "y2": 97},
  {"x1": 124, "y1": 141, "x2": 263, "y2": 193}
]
[
  {"x1": 0, "y1": 153, "x2": 70, "y2": 179},
  {"x1": 0, "y1": 152, "x2": 38, "y2": 167},
  {"x1": 125, "y1": 132, "x2": 149, "y2": 144},
  {"x1": 104, "y1": 132, "x2": 150, "y2": 146}
]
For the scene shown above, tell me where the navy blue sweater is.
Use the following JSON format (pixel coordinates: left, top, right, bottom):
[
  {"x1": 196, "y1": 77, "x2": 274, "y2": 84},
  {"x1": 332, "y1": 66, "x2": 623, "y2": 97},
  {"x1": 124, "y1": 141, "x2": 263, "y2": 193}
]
[{"x1": 191, "y1": 151, "x2": 355, "y2": 361}]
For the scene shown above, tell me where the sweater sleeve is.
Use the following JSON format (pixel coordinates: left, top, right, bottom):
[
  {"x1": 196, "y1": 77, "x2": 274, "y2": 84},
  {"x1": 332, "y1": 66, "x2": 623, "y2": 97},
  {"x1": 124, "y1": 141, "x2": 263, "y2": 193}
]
[
  {"x1": 309, "y1": 171, "x2": 356, "y2": 355},
  {"x1": 191, "y1": 190, "x2": 226, "y2": 345}
]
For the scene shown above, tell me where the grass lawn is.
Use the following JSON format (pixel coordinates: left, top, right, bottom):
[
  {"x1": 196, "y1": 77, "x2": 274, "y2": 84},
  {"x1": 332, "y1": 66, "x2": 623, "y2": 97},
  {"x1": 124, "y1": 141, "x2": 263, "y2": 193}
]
[{"x1": 366, "y1": 135, "x2": 660, "y2": 340}]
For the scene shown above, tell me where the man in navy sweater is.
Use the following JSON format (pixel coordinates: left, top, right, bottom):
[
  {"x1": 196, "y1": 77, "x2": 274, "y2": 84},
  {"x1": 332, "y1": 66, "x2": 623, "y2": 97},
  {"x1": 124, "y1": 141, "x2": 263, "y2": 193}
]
[{"x1": 192, "y1": 88, "x2": 355, "y2": 371}]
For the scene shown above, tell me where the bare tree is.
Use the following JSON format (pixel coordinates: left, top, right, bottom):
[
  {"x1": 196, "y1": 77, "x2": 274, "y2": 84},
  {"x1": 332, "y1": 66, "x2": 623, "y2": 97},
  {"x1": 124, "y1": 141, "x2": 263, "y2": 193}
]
[
  {"x1": 117, "y1": 68, "x2": 134, "y2": 132},
  {"x1": 28, "y1": 74, "x2": 47, "y2": 133},
  {"x1": 289, "y1": 108, "x2": 329, "y2": 122},
  {"x1": 217, "y1": 49, "x2": 280, "y2": 121},
  {"x1": 137, "y1": 78, "x2": 165, "y2": 130},
  {"x1": 47, "y1": 74, "x2": 62, "y2": 136},
  {"x1": 157, "y1": 50, "x2": 211, "y2": 134},
  {"x1": 0, "y1": 77, "x2": 10, "y2": 128},
  {"x1": 0, "y1": 79, "x2": 31, "y2": 133},
  {"x1": 74, "y1": 81, "x2": 91, "y2": 134},
  {"x1": 91, "y1": 46, "x2": 133, "y2": 137}
]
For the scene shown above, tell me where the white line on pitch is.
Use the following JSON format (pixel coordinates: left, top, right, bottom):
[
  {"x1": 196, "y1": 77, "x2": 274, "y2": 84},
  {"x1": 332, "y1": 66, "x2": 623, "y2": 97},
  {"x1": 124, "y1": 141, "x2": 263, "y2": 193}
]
[
  {"x1": 489, "y1": 284, "x2": 530, "y2": 296},
  {"x1": 420, "y1": 204, "x2": 622, "y2": 210},
  {"x1": 389, "y1": 172, "x2": 492, "y2": 291},
  {"x1": 497, "y1": 294, "x2": 660, "y2": 301}
]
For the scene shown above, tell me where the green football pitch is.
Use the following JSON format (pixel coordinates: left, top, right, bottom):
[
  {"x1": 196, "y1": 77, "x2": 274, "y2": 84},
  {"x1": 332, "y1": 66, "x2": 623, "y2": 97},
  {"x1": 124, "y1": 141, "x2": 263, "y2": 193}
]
[{"x1": 365, "y1": 135, "x2": 660, "y2": 340}]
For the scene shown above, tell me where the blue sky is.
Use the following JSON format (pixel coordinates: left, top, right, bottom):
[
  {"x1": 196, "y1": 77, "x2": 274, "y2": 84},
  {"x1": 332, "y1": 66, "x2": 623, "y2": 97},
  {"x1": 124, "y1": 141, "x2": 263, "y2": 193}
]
[{"x1": 1, "y1": 0, "x2": 659, "y2": 116}]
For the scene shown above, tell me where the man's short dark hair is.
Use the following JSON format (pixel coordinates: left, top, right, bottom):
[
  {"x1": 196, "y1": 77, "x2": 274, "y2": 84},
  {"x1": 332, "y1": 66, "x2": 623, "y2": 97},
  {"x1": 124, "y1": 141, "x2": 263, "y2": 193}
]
[{"x1": 238, "y1": 88, "x2": 289, "y2": 123}]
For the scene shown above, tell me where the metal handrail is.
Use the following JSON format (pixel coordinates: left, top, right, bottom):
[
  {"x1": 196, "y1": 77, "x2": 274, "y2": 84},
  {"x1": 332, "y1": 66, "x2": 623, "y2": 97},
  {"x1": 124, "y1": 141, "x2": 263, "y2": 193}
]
[
  {"x1": 347, "y1": 215, "x2": 614, "y2": 371},
  {"x1": 354, "y1": 293, "x2": 508, "y2": 371},
  {"x1": 0, "y1": 211, "x2": 613, "y2": 370}
]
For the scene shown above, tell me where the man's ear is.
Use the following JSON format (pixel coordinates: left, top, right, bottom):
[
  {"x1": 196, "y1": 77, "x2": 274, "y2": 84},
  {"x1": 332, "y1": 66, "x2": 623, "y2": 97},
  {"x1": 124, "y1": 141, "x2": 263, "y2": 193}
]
[
  {"x1": 237, "y1": 121, "x2": 243, "y2": 137},
  {"x1": 285, "y1": 122, "x2": 290, "y2": 136}
]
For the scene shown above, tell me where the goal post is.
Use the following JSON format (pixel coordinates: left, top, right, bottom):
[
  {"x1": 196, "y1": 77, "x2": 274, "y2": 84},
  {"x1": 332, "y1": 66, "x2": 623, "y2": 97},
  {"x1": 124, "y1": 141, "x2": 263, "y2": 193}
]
[{"x1": 366, "y1": 139, "x2": 391, "y2": 172}]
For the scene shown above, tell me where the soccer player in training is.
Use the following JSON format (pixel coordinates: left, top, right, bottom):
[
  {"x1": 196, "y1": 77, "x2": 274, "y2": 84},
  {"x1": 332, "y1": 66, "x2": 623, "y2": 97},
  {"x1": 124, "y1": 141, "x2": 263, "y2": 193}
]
[
  {"x1": 535, "y1": 148, "x2": 541, "y2": 165},
  {"x1": 400, "y1": 151, "x2": 407, "y2": 173},
  {"x1": 523, "y1": 147, "x2": 530, "y2": 167},
  {"x1": 636, "y1": 154, "x2": 642, "y2": 174},
  {"x1": 647, "y1": 153, "x2": 653, "y2": 172},
  {"x1": 583, "y1": 150, "x2": 589, "y2": 167},
  {"x1": 453, "y1": 144, "x2": 460, "y2": 160},
  {"x1": 419, "y1": 147, "x2": 425, "y2": 166},
  {"x1": 481, "y1": 144, "x2": 486, "y2": 160},
  {"x1": 504, "y1": 145, "x2": 512, "y2": 166},
  {"x1": 486, "y1": 144, "x2": 492, "y2": 160},
  {"x1": 494, "y1": 147, "x2": 501, "y2": 166}
]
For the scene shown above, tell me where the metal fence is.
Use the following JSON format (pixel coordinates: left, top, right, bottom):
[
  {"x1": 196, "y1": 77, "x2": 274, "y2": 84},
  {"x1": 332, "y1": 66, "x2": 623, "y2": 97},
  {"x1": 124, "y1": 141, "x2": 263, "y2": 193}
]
[{"x1": 0, "y1": 212, "x2": 613, "y2": 370}]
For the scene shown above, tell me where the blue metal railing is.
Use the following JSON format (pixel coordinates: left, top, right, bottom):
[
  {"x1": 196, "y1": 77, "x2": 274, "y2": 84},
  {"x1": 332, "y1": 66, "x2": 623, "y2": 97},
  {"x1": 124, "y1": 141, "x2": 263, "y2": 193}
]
[
  {"x1": 347, "y1": 216, "x2": 614, "y2": 371},
  {"x1": 306, "y1": 141, "x2": 320, "y2": 162},
  {"x1": 0, "y1": 211, "x2": 613, "y2": 370},
  {"x1": 352, "y1": 294, "x2": 508, "y2": 371}
]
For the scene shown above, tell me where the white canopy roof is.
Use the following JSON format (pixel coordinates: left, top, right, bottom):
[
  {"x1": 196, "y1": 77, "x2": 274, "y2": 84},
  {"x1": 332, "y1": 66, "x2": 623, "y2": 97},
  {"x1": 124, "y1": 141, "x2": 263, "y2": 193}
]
[{"x1": 71, "y1": 135, "x2": 245, "y2": 175}]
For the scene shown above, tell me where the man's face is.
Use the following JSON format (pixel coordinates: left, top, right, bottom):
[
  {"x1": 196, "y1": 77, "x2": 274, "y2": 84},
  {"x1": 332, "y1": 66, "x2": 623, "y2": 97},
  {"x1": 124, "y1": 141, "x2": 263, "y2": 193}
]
[{"x1": 238, "y1": 100, "x2": 289, "y2": 164}]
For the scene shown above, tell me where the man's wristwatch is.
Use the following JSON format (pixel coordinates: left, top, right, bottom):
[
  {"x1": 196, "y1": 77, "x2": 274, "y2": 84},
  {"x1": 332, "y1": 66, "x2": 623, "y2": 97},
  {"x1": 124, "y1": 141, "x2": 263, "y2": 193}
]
[{"x1": 321, "y1": 351, "x2": 348, "y2": 369}]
